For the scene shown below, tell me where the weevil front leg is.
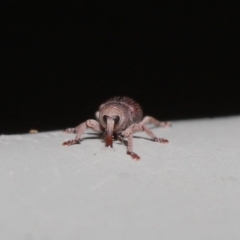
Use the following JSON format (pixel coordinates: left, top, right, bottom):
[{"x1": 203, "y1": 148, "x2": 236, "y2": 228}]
[
  {"x1": 140, "y1": 116, "x2": 171, "y2": 127},
  {"x1": 121, "y1": 123, "x2": 169, "y2": 160},
  {"x1": 120, "y1": 125, "x2": 141, "y2": 161},
  {"x1": 62, "y1": 119, "x2": 102, "y2": 146},
  {"x1": 120, "y1": 131, "x2": 140, "y2": 160}
]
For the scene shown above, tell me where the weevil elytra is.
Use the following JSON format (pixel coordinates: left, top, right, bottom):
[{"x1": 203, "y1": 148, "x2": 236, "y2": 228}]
[{"x1": 62, "y1": 96, "x2": 170, "y2": 160}]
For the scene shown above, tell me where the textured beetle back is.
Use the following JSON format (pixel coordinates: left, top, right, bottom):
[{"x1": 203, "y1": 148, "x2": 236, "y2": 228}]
[{"x1": 100, "y1": 96, "x2": 143, "y2": 123}]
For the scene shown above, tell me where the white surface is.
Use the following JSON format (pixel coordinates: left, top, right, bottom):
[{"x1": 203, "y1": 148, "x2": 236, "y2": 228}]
[{"x1": 1, "y1": 116, "x2": 240, "y2": 240}]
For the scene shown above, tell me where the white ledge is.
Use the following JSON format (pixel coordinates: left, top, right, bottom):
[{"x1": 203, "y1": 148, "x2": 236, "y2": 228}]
[{"x1": 1, "y1": 116, "x2": 240, "y2": 240}]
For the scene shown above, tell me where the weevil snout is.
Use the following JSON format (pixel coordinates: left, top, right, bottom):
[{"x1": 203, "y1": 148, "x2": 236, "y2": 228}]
[{"x1": 103, "y1": 115, "x2": 120, "y2": 147}]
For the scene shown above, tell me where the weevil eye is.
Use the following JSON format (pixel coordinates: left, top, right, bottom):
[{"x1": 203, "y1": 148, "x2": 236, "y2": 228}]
[
  {"x1": 103, "y1": 115, "x2": 108, "y2": 124},
  {"x1": 114, "y1": 116, "x2": 120, "y2": 125}
]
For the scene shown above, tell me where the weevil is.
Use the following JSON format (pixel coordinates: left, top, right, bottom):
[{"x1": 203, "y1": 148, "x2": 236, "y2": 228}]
[{"x1": 62, "y1": 96, "x2": 170, "y2": 160}]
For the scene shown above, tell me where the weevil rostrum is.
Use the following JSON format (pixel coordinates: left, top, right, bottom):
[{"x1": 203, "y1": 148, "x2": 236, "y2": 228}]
[{"x1": 62, "y1": 96, "x2": 170, "y2": 160}]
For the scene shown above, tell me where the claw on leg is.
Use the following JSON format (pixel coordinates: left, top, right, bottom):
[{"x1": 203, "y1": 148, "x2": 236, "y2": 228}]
[
  {"x1": 62, "y1": 139, "x2": 81, "y2": 146},
  {"x1": 127, "y1": 151, "x2": 140, "y2": 161},
  {"x1": 152, "y1": 137, "x2": 169, "y2": 144}
]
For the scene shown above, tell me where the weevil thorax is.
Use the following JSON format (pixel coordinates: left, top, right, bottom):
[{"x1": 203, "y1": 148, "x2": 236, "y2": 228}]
[{"x1": 99, "y1": 96, "x2": 143, "y2": 147}]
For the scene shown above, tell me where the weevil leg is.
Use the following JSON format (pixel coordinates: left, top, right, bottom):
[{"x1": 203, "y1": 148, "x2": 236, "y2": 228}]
[
  {"x1": 117, "y1": 134, "x2": 128, "y2": 146},
  {"x1": 125, "y1": 133, "x2": 140, "y2": 161},
  {"x1": 62, "y1": 119, "x2": 102, "y2": 146},
  {"x1": 120, "y1": 127, "x2": 140, "y2": 161},
  {"x1": 121, "y1": 123, "x2": 169, "y2": 160},
  {"x1": 140, "y1": 116, "x2": 171, "y2": 127},
  {"x1": 123, "y1": 123, "x2": 169, "y2": 144}
]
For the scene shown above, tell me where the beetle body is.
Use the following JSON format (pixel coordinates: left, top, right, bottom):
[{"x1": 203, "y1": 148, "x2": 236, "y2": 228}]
[
  {"x1": 98, "y1": 97, "x2": 143, "y2": 147},
  {"x1": 63, "y1": 96, "x2": 170, "y2": 160}
]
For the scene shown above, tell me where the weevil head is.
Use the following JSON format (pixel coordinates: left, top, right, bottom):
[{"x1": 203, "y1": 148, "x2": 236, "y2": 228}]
[{"x1": 99, "y1": 104, "x2": 127, "y2": 147}]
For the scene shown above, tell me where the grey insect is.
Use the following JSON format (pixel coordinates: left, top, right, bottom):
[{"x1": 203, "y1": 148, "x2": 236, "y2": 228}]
[{"x1": 62, "y1": 96, "x2": 170, "y2": 160}]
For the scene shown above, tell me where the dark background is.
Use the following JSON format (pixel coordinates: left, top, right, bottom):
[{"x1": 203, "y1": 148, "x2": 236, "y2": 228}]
[{"x1": 1, "y1": 2, "x2": 239, "y2": 134}]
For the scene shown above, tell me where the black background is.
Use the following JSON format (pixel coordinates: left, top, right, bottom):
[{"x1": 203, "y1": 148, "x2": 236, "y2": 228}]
[{"x1": 1, "y1": 2, "x2": 239, "y2": 134}]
